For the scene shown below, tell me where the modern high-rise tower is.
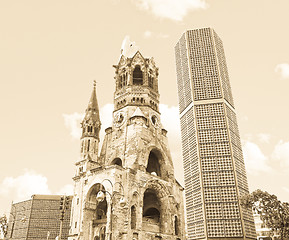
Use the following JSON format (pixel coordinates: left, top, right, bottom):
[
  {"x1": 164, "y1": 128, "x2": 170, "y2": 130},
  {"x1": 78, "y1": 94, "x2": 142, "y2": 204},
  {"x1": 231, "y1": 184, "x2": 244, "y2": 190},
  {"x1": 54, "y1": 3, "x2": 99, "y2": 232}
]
[{"x1": 175, "y1": 28, "x2": 256, "y2": 240}]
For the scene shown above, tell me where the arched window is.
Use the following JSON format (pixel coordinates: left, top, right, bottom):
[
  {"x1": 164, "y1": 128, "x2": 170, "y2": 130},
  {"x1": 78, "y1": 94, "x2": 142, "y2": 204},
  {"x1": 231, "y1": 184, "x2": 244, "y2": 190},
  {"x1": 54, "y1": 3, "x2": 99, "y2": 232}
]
[
  {"x1": 131, "y1": 205, "x2": 136, "y2": 229},
  {"x1": 111, "y1": 158, "x2": 122, "y2": 167},
  {"x1": 146, "y1": 151, "x2": 161, "y2": 176},
  {"x1": 174, "y1": 216, "x2": 178, "y2": 235},
  {"x1": 87, "y1": 140, "x2": 90, "y2": 151},
  {"x1": 143, "y1": 189, "x2": 161, "y2": 224},
  {"x1": 133, "y1": 65, "x2": 143, "y2": 85}
]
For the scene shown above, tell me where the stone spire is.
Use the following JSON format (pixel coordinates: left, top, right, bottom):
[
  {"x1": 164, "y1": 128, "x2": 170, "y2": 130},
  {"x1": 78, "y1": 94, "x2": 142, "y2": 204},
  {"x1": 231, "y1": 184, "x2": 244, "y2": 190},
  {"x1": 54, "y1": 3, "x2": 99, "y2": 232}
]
[
  {"x1": 81, "y1": 80, "x2": 101, "y2": 140},
  {"x1": 79, "y1": 81, "x2": 101, "y2": 163}
]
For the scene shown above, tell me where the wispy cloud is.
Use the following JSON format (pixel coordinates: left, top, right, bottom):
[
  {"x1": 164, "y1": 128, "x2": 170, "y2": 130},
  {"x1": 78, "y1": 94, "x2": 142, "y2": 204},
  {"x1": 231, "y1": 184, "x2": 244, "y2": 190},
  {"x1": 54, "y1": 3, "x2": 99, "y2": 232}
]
[
  {"x1": 144, "y1": 30, "x2": 153, "y2": 38},
  {"x1": 63, "y1": 112, "x2": 84, "y2": 140},
  {"x1": 0, "y1": 169, "x2": 51, "y2": 203},
  {"x1": 257, "y1": 133, "x2": 271, "y2": 144},
  {"x1": 275, "y1": 63, "x2": 289, "y2": 79},
  {"x1": 242, "y1": 140, "x2": 272, "y2": 175},
  {"x1": 143, "y1": 30, "x2": 169, "y2": 39},
  {"x1": 63, "y1": 104, "x2": 114, "y2": 141},
  {"x1": 272, "y1": 140, "x2": 289, "y2": 167},
  {"x1": 159, "y1": 104, "x2": 183, "y2": 184},
  {"x1": 0, "y1": 169, "x2": 75, "y2": 215},
  {"x1": 99, "y1": 104, "x2": 114, "y2": 129},
  {"x1": 133, "y1": 0, "x2": 208, "y2": 21}
]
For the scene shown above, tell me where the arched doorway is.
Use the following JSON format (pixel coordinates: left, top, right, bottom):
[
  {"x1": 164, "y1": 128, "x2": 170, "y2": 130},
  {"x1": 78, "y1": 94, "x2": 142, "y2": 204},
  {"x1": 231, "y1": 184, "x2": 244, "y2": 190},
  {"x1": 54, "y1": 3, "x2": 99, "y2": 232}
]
[
  {"x1": 83, "y1": 183, "x2": 108, "y2": 240},
  {"x1": 142, "y1": 189, "x2": 161, "y2": 232}
]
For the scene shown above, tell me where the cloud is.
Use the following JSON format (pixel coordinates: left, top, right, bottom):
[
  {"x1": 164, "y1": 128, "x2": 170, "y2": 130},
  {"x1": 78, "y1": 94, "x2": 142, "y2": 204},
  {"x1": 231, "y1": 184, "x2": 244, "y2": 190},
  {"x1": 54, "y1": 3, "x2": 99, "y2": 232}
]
[
  {"x1": 242, "y1": 140, "x2": 272, "y2": 175},
  {"x1": 56, "y1": 184, "x2": 74, "y2": 196},
  {"x1": 133, "y1": 0, "x2": 208, "y2": 21},
  {"x1": 144, "y1": 30, "x2": 153, "y2": 38},
  {"x1": 257, "y1": 133, "x2": 271, "y2": 144},
  {"x1": 159, "y1": 104, "x2": 184, "y2": 183},
  {"x1": 159, "y1": 104, "x2": 180, "y2": 141},
  {"x1": 63, "y1": 112, "x2": 84, "y2": 139},
  {"x1": 63, "y1": 104, "x2": 113, "y2": 141},
  {"x1": 143, "y1": 30, "x2": 169, "y2": 39},
  {"x1": 0, "y1": 169, "x2": 51, "y2": 203},
  {"x1": 100, "y1": 104, "x2": 114, "y2": 130},
  {"x1": 157, "y1": 33, "x2": 169, "y2": 39},
  {"x1": 0, "y1": 170, "x2": 76, "y2": 215},
  {"x1": 275, "y1": 63, "x2": 289, "y2": 79},
  {"x1": 272, "y1": 140, "x2": 289, "y2": 167}
]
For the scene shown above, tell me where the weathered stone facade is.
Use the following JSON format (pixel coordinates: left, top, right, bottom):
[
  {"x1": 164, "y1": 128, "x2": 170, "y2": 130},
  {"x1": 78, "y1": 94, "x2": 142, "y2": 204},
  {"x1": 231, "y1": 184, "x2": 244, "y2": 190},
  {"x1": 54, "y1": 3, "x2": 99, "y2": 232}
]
[{"x1": 69, "y1": 41, "x2": 185, "y2": 240}]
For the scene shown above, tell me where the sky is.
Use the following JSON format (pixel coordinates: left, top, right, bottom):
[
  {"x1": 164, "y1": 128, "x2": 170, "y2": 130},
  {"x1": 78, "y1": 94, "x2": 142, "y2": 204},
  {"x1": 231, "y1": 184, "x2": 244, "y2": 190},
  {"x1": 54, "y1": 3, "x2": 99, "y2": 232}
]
[{"x1": 0, "y1": 0, "x2": 289, "y2": 216}]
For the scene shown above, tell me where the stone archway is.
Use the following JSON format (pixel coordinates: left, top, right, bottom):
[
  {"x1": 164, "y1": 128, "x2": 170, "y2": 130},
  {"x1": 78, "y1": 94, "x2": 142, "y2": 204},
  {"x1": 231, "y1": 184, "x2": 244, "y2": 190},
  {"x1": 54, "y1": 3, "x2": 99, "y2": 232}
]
[
  {"x1": 144, "y1": 148, "x2": 169, "y2": 181},
  {"x1": 83, "y1": 183, "x2": 108, "y2": 240},
  {"x1": 142, "y1": 180, "x2": 171, "y2": 234}
]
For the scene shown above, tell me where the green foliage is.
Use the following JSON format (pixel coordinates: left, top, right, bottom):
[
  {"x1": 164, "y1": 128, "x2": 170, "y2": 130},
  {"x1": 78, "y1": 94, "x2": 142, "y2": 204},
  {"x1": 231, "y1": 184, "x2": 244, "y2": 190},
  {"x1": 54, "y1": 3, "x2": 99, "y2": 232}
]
[
  {"x1": 240, "y1": 189, "x2": 289, "y2": 240},
  {"x1": 0, "y1": 215, "x2": 8, "y2": 238}
]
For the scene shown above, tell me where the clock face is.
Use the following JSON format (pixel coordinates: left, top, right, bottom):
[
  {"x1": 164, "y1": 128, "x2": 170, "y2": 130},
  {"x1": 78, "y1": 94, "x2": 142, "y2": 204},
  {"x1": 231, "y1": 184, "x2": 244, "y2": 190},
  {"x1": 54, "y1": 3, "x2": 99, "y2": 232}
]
[{"x1": 114, "y1": 112, "x2": 125, "y2": 127}]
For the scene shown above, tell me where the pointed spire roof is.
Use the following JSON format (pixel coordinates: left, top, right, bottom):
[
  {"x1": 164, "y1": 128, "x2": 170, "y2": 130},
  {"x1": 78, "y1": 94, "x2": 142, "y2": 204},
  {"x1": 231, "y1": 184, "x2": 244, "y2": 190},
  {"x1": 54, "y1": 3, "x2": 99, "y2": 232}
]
[{"x1": 83, "y1": 81, "x2": 100, "y2": 123}]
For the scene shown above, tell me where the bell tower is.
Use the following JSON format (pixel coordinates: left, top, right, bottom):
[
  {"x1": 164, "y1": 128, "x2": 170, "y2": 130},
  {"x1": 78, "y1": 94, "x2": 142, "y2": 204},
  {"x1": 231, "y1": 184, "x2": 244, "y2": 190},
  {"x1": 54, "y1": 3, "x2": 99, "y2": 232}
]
[
  {"x1": 113, "y1": 41, "x2": 159, "y2": 113},
  {"x1": 69, "y1": 38, "x2": 185, "y2": 240}
]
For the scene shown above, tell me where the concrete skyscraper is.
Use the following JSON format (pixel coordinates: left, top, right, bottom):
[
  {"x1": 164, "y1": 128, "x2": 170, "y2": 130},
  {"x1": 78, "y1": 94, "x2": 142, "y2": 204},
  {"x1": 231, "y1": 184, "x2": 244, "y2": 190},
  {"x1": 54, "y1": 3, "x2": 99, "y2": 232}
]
[{"x1": 175, "y1": 28, "x2": 256, "y2": 240}]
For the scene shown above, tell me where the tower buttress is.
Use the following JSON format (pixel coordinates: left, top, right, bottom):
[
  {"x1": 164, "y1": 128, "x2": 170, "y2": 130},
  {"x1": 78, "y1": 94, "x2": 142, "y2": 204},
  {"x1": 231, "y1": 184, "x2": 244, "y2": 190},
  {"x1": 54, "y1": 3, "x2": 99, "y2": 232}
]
[{"x1": 79, "y1": 81, "x2": 101, "y2": 165}]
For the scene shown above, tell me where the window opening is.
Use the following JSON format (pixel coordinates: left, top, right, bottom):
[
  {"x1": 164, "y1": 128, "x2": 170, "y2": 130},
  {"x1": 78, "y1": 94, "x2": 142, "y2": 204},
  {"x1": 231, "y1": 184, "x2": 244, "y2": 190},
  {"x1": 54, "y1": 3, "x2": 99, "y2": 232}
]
[
  {"x1": 133, "y1": 65, "x2": 143, "y2": 85},
  {"x1": 131, "y1": 205, "x2": 136, "y2": 229},
  {"x1": 111, "y1": 158, "x2": 122, "y2": 167},
  {"x1": 146, "y1": 151, "x2": 161, "y2": 176}
]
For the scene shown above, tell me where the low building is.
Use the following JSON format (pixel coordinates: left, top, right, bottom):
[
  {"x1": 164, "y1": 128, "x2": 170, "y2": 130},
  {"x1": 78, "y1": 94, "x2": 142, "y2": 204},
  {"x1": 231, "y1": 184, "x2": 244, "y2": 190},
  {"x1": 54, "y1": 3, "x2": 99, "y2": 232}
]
[{"x1": 7, "y1": 195, "x2": 72, "y2": 240}]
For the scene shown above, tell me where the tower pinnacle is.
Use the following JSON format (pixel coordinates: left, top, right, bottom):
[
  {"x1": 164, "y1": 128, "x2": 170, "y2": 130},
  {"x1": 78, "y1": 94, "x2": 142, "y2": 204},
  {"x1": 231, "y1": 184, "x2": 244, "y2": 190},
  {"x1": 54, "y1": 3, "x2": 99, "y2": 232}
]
[
  {"x1": 83, "y1": 81, "x2": 100, "y2": 124},
  {"x1": 79, "y1": 82, "x2": 101, "y2": 163},
  {"x1": 82, "y1": 81, "x2": 101, "y2": 137}
]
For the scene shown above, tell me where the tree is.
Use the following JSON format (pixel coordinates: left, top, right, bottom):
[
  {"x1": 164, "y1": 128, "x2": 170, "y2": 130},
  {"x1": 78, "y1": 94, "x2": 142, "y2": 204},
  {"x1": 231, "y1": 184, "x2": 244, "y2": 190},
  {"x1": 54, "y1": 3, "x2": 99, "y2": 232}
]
[
  {"x1": 240, "y1": 189, "x2": 289, "y2": 240},
  {"x1": 0, "y1": 215, "x2": 8, "y2": 238}
]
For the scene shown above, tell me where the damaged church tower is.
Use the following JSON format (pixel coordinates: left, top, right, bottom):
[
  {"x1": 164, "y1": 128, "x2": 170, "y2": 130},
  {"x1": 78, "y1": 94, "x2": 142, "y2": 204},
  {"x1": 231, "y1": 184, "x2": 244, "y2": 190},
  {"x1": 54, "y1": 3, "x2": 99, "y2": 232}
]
[{"x1": 68, "y1": 38, "x2": 185, "y2": 240}]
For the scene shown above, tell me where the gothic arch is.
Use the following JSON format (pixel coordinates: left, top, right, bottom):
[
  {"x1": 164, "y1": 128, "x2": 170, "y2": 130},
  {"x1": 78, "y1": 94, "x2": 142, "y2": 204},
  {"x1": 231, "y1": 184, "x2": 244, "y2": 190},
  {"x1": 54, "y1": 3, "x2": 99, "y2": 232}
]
[
  {"x1": 132, "y1": 65, "x2": 143, "y2": 85},
  {"x1": 144, "y1": 147, "x2": 169, "y2": 180},
  {"x1": 131, "y1": 53, "x2": 146, "y2": 75},
  {"x1": 143, "y1": 179, "x2": 170, "y2": 199},
  {"x1": 142, "y1": 180, "x2": 172, "y2": 234},
  {"x1": 141, "y1": 181, "x2": 171, "y2": 234}
]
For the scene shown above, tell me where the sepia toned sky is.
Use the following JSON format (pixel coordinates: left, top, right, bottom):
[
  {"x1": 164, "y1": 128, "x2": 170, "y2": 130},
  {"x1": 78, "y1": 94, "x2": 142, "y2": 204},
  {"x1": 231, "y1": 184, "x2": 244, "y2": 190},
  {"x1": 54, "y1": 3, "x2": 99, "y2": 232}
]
[{"x1": 1, "y1": 0, "x2": 289, "y2": 216}]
